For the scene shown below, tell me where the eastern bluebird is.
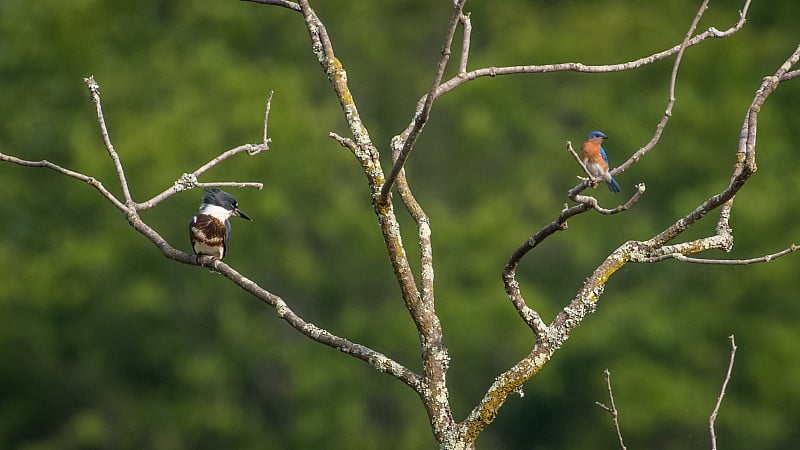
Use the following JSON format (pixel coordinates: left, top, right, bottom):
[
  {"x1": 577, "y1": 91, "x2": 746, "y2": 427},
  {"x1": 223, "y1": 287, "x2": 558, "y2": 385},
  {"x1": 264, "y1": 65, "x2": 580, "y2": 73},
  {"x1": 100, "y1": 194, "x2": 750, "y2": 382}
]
[{"x1": 580, "y1": 130, "x2": 621, "y2": 193}]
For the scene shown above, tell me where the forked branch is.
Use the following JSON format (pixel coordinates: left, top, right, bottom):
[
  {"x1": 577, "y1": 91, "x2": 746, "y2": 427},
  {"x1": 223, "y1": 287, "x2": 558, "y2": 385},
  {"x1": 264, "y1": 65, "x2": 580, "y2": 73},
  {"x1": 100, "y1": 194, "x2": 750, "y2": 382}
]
[
  {"x1": 1, "y1": 75, "x2": 422, "y2": 395},
  {"x1": 595, "y1": 369, "x2": 627, "y2": 450}
]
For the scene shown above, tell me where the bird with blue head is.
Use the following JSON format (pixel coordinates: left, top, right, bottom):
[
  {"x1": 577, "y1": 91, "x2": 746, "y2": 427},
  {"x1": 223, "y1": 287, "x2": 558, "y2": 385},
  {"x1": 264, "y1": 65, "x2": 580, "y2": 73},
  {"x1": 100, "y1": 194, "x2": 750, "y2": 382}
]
[
  {"x1": 189, "y1": 188, "x2": 251, "y2": 259},
  {"x1": 580, "y1": 131, "x2": 621, "y2": 193}
]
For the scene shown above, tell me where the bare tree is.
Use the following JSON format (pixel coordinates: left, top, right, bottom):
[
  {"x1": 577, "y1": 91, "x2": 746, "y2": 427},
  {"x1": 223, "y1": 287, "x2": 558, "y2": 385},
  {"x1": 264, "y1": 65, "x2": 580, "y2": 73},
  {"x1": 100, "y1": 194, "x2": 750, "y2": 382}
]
[{"x1": 2, "y1": 0, "x2": 798, "y2": 448}]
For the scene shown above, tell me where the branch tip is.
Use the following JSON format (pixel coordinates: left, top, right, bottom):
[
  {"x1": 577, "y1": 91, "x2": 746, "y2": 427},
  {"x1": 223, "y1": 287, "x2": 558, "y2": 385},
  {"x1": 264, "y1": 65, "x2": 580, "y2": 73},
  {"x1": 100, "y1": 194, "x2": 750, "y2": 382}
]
[{"x1": 710, "y1": 335, "x2": 738, "y2": 450}]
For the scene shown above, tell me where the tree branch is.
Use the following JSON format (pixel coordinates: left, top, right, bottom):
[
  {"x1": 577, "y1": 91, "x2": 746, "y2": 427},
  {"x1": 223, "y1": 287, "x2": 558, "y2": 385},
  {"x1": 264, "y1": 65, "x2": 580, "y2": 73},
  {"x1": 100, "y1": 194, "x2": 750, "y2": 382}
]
[
  {"x1": 263, "y1": 90, "x2": 274, "y2": 148},
  {"x1": 240, "y1": 0, "x2": 301, "y2": 12},
  {"x1": 380, "y1": 0, "x2": 467, "y2": 200},
  {"x1": 595, "y1": 369, "x2": 627, "y2": 450},
  {"x1": 0, "y1": 152, "x2": 127, "y2": 212},
  {"x1": 612, "y1": 0, "x2": 717, "y2": 176},
  {"x1": 570, "y1": 184, "x2": 646, "y2": 215},
  {"x1": 641, "y1": 244, "x2": 798, "y2": 264},
  {"x1": 650, "y1": 44, "x2": 800, "y2": 249},
  {"x1": 710, "y1": 335, "x2": 738, "y2": 450},
  {"x1": 294, "y1": 1, "x2": 458, "y2": 442},
  {"x1": 83, "y1": 76, "x2": 134, "y2": 206},
  {"x1": 457, "y1": 11, "x2": 472, "y2": 76}
]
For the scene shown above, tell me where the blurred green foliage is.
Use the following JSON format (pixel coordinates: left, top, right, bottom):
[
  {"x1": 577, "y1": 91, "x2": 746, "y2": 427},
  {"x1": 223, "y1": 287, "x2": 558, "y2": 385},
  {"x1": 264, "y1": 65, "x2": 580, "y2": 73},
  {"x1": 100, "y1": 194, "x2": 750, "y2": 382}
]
[{"x1": 1, "y1": 1, "x2": 799, "y2": 449}]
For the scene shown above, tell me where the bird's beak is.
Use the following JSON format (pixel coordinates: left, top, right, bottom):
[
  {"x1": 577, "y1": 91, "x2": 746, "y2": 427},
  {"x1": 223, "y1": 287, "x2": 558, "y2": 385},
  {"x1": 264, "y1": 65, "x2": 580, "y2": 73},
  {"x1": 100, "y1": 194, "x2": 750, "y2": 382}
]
[
  {"x1": 234, "y1": 208, "x2": 251, "y2": 221},
  {"x1": 602, "y1": 135, "x2": 608, "y2": 140}
]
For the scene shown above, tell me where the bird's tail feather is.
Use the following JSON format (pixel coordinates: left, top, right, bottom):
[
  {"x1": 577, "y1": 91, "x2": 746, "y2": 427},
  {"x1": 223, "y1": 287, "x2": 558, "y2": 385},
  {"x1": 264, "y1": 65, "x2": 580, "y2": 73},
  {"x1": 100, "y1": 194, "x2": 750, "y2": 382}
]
[{"x1": 607, "y1": 177, "x2": 621, "y2": 193}]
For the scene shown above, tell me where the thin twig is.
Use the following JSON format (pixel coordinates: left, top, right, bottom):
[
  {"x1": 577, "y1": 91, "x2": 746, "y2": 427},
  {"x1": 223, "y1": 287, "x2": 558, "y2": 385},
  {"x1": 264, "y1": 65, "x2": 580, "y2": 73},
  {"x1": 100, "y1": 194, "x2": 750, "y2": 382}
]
[
  {"x1": 566, "y1": 140, "x2": 596, "y2": 183},
  {"x1": 613, "y1": 0, "x2": 713, "y2": 176},
  {"x1": 0, "y1": 153, "x2": 127, "y2": 212},
  {"x1": 642, "y1": 244, "x2": 798, "y2": 264},
  {"x1": 781, "y1": 69, "x2": 800, "y2": 81},
  {"x1": 263, "y1": 90, "x2": 274, "y2": 149},
  {"x1": 571, "y1": 184, "x2": 646, "y2": 215},
  {"x1": 135, "y1": 143, "x2": 265, "y2": 210},
  {"x1": 710, "y1": 335, "x2": 738, "y2": 450},
  {"x1": 380, "y1": 0, "x2": 467, "y2": 200},
  {"x1": 457, "y1": 12, "x2": 472, "y2": 75},
  {"x1": 595, "y1": 369, "x2": 627, "y2": 450},
  {"x1": 241, "y1": 0, "x2": 301, "y2": 11},
  {"x1": 434, "y1": 0, "x2": 751, "y2": 97},
  {"x1": 84, "y1": 76, "x2": 134, "y2": 205},
  {"x1": 329, "y1": 132, "x2": 358, "y2": 152},
  {"x1": 196, "y1": 181, "x2": 264, "y2": 190}
]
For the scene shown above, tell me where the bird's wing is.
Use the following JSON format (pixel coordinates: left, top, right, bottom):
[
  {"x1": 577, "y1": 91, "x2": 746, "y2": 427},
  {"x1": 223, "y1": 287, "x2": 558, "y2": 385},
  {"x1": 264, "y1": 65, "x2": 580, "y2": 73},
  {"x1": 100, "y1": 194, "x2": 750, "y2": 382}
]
[
  {"x1": 599, "y1": 146, "x2": 610, "y2": 165},
  {"x1": 190, "y1": 215, "x2": 227, "y2": 246}
]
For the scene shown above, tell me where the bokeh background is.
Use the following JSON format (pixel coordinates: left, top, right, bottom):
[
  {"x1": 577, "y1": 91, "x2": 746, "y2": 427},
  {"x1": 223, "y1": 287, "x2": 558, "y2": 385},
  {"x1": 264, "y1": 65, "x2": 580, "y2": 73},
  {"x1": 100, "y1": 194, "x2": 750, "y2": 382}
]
[{"x1": 2, "y1": 1, "x2": 799, "y2": 449}]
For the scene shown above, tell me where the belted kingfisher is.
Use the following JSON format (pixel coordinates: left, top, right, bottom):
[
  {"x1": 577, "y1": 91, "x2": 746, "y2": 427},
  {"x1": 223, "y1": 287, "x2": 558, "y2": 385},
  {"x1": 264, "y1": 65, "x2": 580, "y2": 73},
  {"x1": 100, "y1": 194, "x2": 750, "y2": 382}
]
[{"x1": 189, "y1": 188, "x2": 251, "y2": 259}]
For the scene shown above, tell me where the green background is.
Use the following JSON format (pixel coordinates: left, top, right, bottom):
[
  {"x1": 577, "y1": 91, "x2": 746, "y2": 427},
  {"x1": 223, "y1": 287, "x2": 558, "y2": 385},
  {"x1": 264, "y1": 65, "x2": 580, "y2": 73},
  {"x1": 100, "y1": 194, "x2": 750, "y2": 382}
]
[{"x1": 2, "y1": 1, "x2": 799, "y2": 449}]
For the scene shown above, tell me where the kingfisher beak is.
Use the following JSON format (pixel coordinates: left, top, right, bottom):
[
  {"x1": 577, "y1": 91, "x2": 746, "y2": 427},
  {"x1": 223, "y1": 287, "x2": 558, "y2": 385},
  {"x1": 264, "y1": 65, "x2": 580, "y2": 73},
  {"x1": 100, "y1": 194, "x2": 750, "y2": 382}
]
[{"x1": 234, "y1": 208, "x2": 251, "y2": 221}]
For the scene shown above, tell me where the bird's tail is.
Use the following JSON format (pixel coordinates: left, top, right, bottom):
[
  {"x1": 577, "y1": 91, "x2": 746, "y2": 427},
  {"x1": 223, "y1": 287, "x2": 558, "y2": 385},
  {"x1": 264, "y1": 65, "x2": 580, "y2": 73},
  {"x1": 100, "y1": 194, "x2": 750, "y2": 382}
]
[{"x1": 607, "y1": 177, "x2": 621, "y2": 193}]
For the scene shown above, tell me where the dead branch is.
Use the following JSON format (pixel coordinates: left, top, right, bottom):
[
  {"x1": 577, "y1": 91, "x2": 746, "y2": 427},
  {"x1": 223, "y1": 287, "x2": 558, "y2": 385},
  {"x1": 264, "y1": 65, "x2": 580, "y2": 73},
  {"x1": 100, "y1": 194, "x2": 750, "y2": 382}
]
[
  {"x1": 710, "y1": 335, "x2": 738, "y2": 450},
  {"x1": 595, "y1": 369, "x2": 627, "y2": 450}
]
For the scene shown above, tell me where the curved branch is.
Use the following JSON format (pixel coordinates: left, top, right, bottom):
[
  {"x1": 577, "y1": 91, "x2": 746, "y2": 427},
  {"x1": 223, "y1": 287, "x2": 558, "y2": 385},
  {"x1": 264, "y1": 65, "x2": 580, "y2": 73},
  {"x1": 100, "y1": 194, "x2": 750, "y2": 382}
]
[
  {"x1": 435, "y1": 0, "x2": 751, "y2": 99},
  {"x1": 0, "y1": 153, "x2": 127, "y2": 212},
  {"x1": 474, "y1": 4, "x2": 769, "y2": 444},
  {"x1": 123, "y1": 211, "x2": 424, "y2": 390}
]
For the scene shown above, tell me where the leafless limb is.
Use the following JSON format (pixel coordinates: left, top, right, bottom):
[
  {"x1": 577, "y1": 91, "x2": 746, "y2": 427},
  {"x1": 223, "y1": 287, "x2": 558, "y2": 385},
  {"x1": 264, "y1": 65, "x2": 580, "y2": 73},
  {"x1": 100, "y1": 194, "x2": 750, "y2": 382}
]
[
  {"x1": 0, "y1": 152, "x2": 128, "y2": 212},
  {"x1": 502, "y1": 202, "x2": 586, "y2": 335},
  {"x1": 135, "y1": 144, "x2": 266, "y2": 210},
  {"x1": 3, "y1": 75, "x2": 424, "y2": 397},
  {"x1": 613, "y1": 0, "x2": 715, "y2": 176},
  {"x1": 710, "y1": 335, "x2": 738, "y2": 450},
  {"x1": 262, "y1": 90, "x2": 274, "y2": 149},
  {"x1": 141, "y1": 90, "x2": 279, "y2": 209},
  {"x1": 241, "y1": 0, "x2": 300, "y2": 12},
  {"x1": 329, "y1": 131, "x2": 358, "y2": 152},
  {"x1": 781, "y1": 69, "x2": 800, "y2": 81},
  {"x1": 571, "y1": 184, "x2": 647, "y2": 215},
  {"x1": 380, "y1": 0, "x2": 467, "y2": 200},
  {"x1": 595, "y1": 369, "x2": 627, "y2": 450},
  {"x1": 84, "y1": 76, "x2": 134, "y2": 206},
  {"x1": 565, "y1": 140, "x2": 597, "y2": 184},
  {"x1": 457, "y1": 12, "x2": 471, "y2": 75},
  {"x1": 640, "y1": 244, "x2": 798, "y2": 264},
  {"x1": 196, "y1": 181, "x2": 264, "y2": 190},
  {"x1": 433, "y1": 0, "x2": 751, "y2": 99}
]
